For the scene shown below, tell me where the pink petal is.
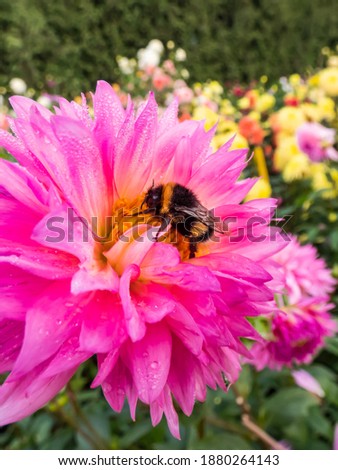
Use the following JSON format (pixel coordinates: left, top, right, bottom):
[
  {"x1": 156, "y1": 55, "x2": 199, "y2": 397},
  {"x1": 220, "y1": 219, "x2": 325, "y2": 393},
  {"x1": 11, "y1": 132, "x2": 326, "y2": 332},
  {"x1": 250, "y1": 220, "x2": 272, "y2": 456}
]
[
  {"x1": 71, "y1": 263, "x2": 119, "y2": 295},
  {"x1": 163, "y1": 136, "x2": 192, "y2": 185},
  {"x1": 168, "y1": 337, "x2": 200, "y2": 415},
  {"x1": 0, "y1": 239, "x2": 79, "y2": 280},
  {"x1": 93, "y1": 81, "x2": 125, "y2": 172},
  {"x1": 142, "y1": 262, "x2": 221, "y2": 292},
  {"x1": 131, "y1": 283, "x2": 176, "y2": 323},
  {"x1": 9, "y1": 95, "x2": 53, "y2": 121},
  {"x1": 292, "y1": 369, "x2": 325, "y2": 398},
  {"x1": 32, "y1": 204, "x2": 95, "y2": 264},
  {"x1": 0, "y1": 196, "x2": 41, "y2": 243},
  {"x1": 166, "y1": 303, "x2": 203, "y2": 355},
  {"x1": 0, "y1": 159, "x2": 48, "y2": 213},
  {"x1": 0, "y1": 320, "x2": 25, "y2": 374},
  {"x1": 79, "y1": 292, "x2": 127, "y2": 353},
  {"x1": 0, "y1": 129, "x2": 50, "y2": 184},
  {"x1": 119, "y1": 264, "x2": 146, "y2": 341},
  {"x1": 9, "y1": 281, "x2": 85, "y2": 380},
  {"x1": 51, "y1": 115, "x2": 113, "y2": 230},
  {"x1": 101, "y1": 358, "x2": 131, "y2": 413},
  {"x1": 125, "y1": 322, "x2": 172, "y2": 404},
  {"x1": 0, "y1": 264, "x2": 51, "y2": 321},
  {"x1": 157, "y1": 98, "x2": 178, "y2": 137},
  {"x1": 0, "y1": 365, "x2": 75, "y2": 426},
  {"x1": 115, "y1": 93, "x2": 158, "y2": 199},
  {"x1": 41, "y1": 336, "x2": 91, "y2": 378}
]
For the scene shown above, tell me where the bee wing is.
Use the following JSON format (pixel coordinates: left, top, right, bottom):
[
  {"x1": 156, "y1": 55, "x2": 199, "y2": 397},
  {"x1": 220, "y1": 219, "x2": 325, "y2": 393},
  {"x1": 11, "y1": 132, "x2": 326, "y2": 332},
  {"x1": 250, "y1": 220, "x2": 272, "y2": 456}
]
[
  {"x1": 173, "y1": 204, "x2": 225, "y2": 234},
  {"x1": 173, "y1": 204, "x2": 215, "y2": 226}
]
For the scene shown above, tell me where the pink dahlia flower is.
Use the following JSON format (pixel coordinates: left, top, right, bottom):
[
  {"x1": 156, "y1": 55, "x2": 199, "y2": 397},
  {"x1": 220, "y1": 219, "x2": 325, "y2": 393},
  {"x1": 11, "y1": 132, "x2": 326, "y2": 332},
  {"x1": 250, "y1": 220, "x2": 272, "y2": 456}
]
[
  {"x1": 249, "y1": 237, "x2": 336, "y2": 370},
  {"x1": 250, "y1": 298, "x2": 336, "y2": 370},
  {"x1": 296, "y1": 122, "x2": 338, "y2": 162},
  {"x1": 272, "y1": 236, "x2": 336, "y2": 304},
  {"x1": 0, "y1": 81, "x2": 285, "y2": 438}
]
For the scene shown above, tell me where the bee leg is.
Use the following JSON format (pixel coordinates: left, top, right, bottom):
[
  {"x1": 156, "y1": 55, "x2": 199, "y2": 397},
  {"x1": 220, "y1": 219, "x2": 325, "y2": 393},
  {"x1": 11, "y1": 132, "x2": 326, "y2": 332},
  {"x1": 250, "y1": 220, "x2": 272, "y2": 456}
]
[
  {"x1": 189, "y1": 242, "x2": 198, "y2": 259},
  {"x1": 155, "y1": 216, "x2": 170, "y2": 241}
]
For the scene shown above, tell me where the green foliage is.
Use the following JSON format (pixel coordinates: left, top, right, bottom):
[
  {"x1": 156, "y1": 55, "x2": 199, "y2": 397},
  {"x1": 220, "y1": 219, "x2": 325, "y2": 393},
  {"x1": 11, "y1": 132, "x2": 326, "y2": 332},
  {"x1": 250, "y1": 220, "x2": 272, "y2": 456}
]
[{"x1": 1, "y1": 0, "x2": 338, "y2": 97}]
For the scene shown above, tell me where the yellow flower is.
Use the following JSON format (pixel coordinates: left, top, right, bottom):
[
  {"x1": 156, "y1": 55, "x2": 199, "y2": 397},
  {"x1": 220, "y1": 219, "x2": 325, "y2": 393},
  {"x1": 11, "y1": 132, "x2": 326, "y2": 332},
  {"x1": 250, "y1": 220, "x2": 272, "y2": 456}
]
[
  {"x1": 274, "y1": 136, "x2": 302, "y2": 171},
  {"x1": 300, "y1": 103, "x2": 322, "y2": 122},
  {"x1": 317, "y1": 97, "x2": 336, "y2": 121},
  {"x1": 328, "y1": 55, "x2": 338, "y2": 67},
  {"x1": 217, "y1": 119, "x2": 238, "y2": 133},
  {"x1": 192, "y1": 106, "x2": 219, "y2": 130},
  {"x1": 308, "y1": 74, "x2": 320, "y2": 87},
  {"x1": 248, "y1": 111, "x2": 261, "y2": 121},
  {"x1": 310, "y1": 163, "x2": 337, "y2": 198},
  {"x1": 255, "y1": 93, "x2": 275, "y2": 113},
  {"x1": 289, "y1": 74, "x2": 301, "y2": 87},
  {"x1": 328, "y1": 212, "x2": 337, "y2": 223},
  {"x1": 260, "y1": 75, "x2": 268, "y2": 84},
  {"x1": 238, "y1": 96, "x2": 250, "y2": 109},
  {"x1": 318, "y1": 67, "x2": 338, "y2": 96},
  {"x1": 212, "y1": 132, "x2": 248, "y2": 151},
  {"x1": 209, "y1": 80, "x2": 224, "y2": 95},
  {"x1": 277, "y1": 106, "x2": 305, "y2": 134},
  {"x1": 295, "y1": 84, "x2": 308, "y2": 101},
  {"x1": 245, "y1": 179, "x2": 272, "y2": 201},
  {"x1": 220, "y1": 99, "x2": 236, "y2": 116},
  {"x1": 282, "y1": 153, "x2": 311, "y2": 182}
]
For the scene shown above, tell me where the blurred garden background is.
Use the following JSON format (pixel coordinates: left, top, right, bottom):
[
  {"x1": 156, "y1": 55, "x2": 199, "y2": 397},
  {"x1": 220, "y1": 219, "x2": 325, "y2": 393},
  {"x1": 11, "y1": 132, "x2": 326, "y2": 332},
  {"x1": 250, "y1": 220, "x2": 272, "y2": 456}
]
[{"x1": 0, "y1": 0, "x2": 338, "y2": 451}]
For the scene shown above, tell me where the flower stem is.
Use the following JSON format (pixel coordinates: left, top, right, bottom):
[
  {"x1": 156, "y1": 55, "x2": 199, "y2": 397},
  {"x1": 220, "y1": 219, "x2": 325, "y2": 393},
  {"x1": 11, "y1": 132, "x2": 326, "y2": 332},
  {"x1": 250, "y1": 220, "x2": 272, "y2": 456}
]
[
  {"x1": 232, "y1": 384, "x2": 288, "y2": 450},
  {"x1": 65, "y1": 384, "x2": 112, "y2": 449}
]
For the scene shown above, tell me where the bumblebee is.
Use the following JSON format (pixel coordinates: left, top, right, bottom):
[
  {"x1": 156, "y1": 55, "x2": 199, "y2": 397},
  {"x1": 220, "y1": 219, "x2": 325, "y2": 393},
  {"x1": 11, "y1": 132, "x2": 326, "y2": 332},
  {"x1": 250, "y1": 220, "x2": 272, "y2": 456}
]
[{"x1": 140, "y1": 182, "x2": 219, "y2": 258}]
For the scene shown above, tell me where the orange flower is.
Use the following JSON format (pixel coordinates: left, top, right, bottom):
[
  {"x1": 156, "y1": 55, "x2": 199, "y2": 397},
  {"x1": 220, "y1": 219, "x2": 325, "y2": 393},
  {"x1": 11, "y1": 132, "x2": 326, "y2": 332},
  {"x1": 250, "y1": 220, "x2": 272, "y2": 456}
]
[{"x1": 238, "y1": 116, "x2": 264, "y2": 145}]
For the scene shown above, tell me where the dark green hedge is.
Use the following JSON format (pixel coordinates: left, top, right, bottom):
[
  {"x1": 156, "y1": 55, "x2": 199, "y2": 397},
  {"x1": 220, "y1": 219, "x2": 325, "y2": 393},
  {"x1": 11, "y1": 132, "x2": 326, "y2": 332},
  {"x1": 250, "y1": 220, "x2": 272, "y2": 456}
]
[{"x1": 1, "y1": 0, "x2": 337, "y2": 97}]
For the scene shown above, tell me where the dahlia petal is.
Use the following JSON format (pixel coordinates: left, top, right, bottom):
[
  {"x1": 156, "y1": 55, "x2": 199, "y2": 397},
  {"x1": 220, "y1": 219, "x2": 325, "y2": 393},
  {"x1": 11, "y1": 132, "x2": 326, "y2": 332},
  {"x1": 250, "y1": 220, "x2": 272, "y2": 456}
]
[
  {"x1": 150, "y1": 400, "x2": 164, "y2": 427},
  {"x1": 168, "y1": 338, "x2": 199, "y2": 415},
  {"x1": 190, "y1": 121, "x2": 217, "y2": 170},
  {"x1": 189, "y1": 253, "x2": 272, "y2": 284},
  {"x1": 79, "y1": 293, "x2": 127, "y2": 353},
  {"x1": 0, "y1": 240, "x2": 78, "y2": 280},
  {"x1": 0, "y1": 159, "x2": 48, "y2": 213},
  {"x1": 51, "y1": 115, "x2": 112, "y2": 229},
  {"x1": 107, "y1": 227, "x2": 158, "y2": 274},
  {"x1": 0, "y1": 264, "x2": 51, "y2": 321},
  {"x1": 131, "y1": 283, "x2": 176, "y2": 323},
  {"x1": 161, "y1": 385, "x2": 180, "y2": 440},
  {"x1": 93, "y1": 80, "x2": 125, "y2": 152},
  {"x1": 0, "y1": 320, "x2": 25, "y2": 373},
  {"x1": 91, "y1": 350, "x2": 120, "y2": 388},
  {"x1": 126, "y1": 323, "x2": 172, "y2": 403},
  {"x1": 115, "y1": 94, "x2": 158, "y2": 199},
  {"x1": 0, "y1": 196, "x2": 41, "y2": 243},
  {"x1": 0, "y1": 129, "x2": 50, "y2": 184},
  {"x1": 166, "y1": 304, "x2": 203, "y2": 355},
  {"x1": 142, "y1": 263, "x2": 221, "y2": 292},
  {"x1": 9, "y1": 95, "x2": 53, "y2": 121},
  {"x1": 140, "y1": 242, "x2": 180, "y2": 270},
  {"x1": 9, "y1": 282, "x2": 85, "y2": 379},
  {"x1": 0, "y1": 366, "x2": 75, "y2": 426},
  {"x1": 157, "y1": 98, "x2": 178, "y2": 137},
  {"x1": 163, "y1": 136, "x2": 192, "y2": 185},
  {"x1": 119, "y1": 264, "x2": 146, "y2": 341},
  {"x1": 102, "y1": 358, "x2": 131, "y2": 413},
  {"x1": 223, "y1": 178, "x2": 258, "y2": 204},
  {"x1": 151, "y1": 120, "x2": 199, "y2": 182},
  {"x1": 41, "y1": 336, "x2": 91, "y2": 378},
  {"x1": 189, "y1": 150, "x2": 248, "y2": 207},
  {"x1": 71, "y1": 264, "x2": 119, "y2": 295},
  {"x1": 32, "y1": 205, "x2": 94, "y2": 263}
]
